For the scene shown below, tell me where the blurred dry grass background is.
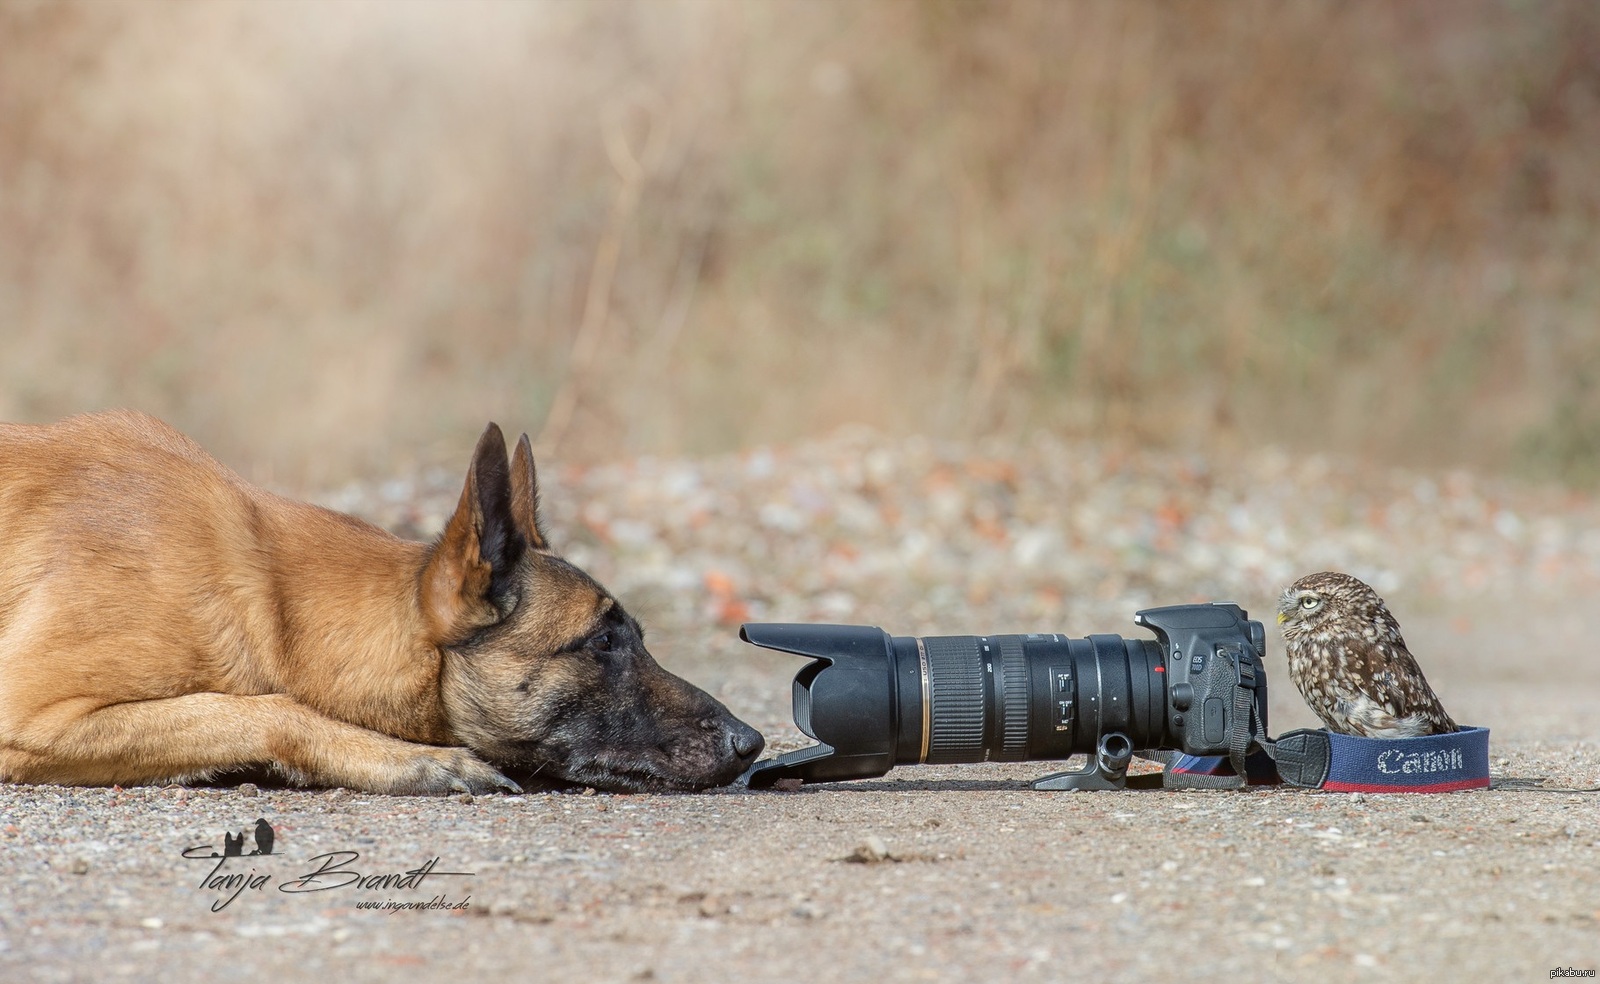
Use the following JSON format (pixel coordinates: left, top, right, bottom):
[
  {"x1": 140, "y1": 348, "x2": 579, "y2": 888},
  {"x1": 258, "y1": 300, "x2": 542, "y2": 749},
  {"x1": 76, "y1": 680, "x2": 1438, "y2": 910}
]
[{"x1": 2, "y1": 0, "x2": 1598, "y2": 488}]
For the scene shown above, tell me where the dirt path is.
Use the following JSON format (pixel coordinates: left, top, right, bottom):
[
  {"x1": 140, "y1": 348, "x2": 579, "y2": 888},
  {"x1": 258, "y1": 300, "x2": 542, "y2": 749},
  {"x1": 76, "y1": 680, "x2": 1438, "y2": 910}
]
[{"x1": 4, "y1": 433, "x2": 1599, "y2": 982}]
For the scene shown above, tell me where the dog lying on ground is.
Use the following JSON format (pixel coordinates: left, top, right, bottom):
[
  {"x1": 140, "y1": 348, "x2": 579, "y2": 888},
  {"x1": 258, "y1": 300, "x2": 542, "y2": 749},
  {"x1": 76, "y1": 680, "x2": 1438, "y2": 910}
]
[{"x1": 0, "y1": 410, "x2": 762, "y2": 794}]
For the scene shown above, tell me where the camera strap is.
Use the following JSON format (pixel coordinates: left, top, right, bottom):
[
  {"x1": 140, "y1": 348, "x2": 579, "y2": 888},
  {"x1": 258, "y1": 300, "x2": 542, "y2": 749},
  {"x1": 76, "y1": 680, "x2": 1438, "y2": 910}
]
[
  {"x1": 1258, "y1": 726, "x2": 1491, "y2": 792},
  {"x1": 1168, "y1": 726, "x2": 1494, "y2": 792},
  {"x1": 1155, "y1": 642, "x2": 1494, "y2": 792}
]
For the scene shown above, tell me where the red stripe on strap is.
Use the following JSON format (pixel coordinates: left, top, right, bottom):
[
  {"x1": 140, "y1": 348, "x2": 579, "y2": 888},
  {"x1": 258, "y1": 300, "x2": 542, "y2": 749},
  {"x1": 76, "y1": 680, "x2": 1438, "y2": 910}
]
[{"x1": 1321, "y1": 777, "x2": 1490, "y2": 794}]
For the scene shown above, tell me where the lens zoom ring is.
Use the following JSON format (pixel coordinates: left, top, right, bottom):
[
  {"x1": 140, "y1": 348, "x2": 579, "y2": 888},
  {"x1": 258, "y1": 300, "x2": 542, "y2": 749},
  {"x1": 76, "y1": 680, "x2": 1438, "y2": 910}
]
[
  {"x1": 998, "y1": 635, "x2": 1028, "y2": 756},
  {"x1": 925, "y1": 636, "x2": 984, "y2": 763}
]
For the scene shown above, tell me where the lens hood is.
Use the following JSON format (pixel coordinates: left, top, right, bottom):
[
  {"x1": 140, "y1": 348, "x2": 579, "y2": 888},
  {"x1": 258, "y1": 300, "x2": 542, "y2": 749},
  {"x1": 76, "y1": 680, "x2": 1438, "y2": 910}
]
[{"x1": 739, "y1": 624, "x2": 901, "y2": 788}]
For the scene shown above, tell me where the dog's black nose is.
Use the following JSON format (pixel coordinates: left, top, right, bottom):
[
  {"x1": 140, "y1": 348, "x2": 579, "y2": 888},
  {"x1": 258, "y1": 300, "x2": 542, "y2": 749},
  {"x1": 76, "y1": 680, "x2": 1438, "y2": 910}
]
[{"x1": 727, "y1": 721, "x2": 764, "y2": 762}]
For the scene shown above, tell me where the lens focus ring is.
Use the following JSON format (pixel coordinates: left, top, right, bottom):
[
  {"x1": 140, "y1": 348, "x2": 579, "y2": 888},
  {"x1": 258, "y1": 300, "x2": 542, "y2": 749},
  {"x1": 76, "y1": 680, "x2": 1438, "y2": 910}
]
[
  {"x1": 924, "y1": 636, "x2": 984, "y2": 763},
  {"x1": 998, "y1": 635, "x2": 1028, "y2": 757}
]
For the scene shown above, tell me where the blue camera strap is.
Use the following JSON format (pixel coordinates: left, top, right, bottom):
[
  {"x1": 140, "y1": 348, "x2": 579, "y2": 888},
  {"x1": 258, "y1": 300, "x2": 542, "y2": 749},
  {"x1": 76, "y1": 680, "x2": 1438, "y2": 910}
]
[
  {"x1": 1266, "y1": 726, "x2": 1490, "y2": 792},
  {"x1": 1169, "y1": 726, "x2": 1492, "y2": 792}
]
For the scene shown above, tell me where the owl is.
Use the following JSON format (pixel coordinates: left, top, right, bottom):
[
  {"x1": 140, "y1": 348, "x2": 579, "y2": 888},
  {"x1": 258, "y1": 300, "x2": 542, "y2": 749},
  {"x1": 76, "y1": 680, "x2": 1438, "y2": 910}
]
[{"x1": 1276, "y1": 571, "x2": 1457, "y2": 737}]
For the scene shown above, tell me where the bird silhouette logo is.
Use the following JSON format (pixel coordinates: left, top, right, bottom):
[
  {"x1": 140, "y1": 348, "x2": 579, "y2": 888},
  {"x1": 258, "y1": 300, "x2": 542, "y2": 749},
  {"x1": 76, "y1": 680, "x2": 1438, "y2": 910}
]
[{"x1": 183, "y1": 818, "x2": 277, "y2": 859}]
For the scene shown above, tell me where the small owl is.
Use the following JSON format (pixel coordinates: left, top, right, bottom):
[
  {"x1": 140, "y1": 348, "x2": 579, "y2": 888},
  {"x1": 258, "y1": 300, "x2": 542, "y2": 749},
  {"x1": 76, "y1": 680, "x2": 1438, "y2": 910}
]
[{"x1": 1277, "y1": 571, "x2": 1457, "y2": 737}]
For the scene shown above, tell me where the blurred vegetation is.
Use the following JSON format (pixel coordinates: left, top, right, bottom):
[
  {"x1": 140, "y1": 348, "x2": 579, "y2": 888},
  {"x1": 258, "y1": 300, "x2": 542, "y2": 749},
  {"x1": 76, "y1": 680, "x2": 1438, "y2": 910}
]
[{"x1": 1, "y1": 0, "x2": 1597, "y2": 487}]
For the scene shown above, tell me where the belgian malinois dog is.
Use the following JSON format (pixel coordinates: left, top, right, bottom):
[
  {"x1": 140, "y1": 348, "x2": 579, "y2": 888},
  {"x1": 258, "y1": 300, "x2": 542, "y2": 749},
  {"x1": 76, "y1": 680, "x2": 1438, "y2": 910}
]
[{"x1": 0, "y1": 410, "x2": 762, "y2": 794}]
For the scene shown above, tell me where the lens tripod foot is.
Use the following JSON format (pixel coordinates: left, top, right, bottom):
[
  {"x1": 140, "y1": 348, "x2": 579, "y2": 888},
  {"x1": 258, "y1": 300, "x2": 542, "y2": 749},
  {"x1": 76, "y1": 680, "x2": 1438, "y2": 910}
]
[{"x1": 1032, "y1": 732, "x2": 1134, "y2": 791}]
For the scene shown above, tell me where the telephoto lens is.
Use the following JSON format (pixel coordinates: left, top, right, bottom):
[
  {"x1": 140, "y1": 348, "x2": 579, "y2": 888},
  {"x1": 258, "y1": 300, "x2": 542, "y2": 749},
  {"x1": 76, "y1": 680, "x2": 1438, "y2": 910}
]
[{"x1": 739, "y1": 603, "x2": 1268, "y2": 789}]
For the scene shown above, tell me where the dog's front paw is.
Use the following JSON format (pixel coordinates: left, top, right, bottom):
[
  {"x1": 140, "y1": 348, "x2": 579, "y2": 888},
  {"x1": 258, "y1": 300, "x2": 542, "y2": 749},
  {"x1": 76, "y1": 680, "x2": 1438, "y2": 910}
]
[{"x1": 394, "y1": 747, "x2": 523, "y2": 796}]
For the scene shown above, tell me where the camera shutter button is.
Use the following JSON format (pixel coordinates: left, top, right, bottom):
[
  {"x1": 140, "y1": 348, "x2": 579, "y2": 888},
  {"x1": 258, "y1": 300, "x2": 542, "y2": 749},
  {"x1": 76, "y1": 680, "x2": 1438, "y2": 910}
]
[{"x1": 1170, "y1": 683, "x2": 1194, "y2": 711}]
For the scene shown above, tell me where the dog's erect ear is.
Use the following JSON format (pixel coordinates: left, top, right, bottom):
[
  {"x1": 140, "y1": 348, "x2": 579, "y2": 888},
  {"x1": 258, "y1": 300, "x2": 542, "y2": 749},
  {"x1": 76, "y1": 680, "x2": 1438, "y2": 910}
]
[
  {"x1": 421, "y1": 423, "x2": 528, "y2": 644},
  {"x1": 508, "y1": 433, "x2": 549, "y2": 551}
]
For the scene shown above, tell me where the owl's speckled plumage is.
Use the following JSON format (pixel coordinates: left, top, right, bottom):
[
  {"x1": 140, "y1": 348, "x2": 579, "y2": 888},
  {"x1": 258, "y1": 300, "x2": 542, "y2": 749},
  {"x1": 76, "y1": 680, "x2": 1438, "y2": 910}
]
[{"x1": 1277, "y1": 571, "x2": 1456, "y2": 738}]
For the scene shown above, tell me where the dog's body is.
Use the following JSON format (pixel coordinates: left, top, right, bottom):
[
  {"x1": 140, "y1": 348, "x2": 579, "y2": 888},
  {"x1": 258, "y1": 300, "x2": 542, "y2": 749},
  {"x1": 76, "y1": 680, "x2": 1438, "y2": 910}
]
[{"x1": 0, "y1": 410, "x2": 761, "y2": 794}]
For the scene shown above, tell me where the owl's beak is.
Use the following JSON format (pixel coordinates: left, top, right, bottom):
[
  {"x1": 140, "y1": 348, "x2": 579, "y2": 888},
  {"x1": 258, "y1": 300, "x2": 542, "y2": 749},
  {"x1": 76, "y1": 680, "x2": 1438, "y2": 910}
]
[{"x1": 1276, "y1": 612, "x2": 1288, "y2": 624}]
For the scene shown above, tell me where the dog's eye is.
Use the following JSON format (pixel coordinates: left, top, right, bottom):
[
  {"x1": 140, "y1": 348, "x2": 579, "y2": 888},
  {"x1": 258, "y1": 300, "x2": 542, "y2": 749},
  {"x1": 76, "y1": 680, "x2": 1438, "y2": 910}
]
[{"x1": 591, "y1": 631, "x2": 614, "y2": 653}]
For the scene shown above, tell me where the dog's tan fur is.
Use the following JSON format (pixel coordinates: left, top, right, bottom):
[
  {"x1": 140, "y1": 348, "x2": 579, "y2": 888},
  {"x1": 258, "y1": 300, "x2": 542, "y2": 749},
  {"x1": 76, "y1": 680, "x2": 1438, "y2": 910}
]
[{"x1": 0, "y1": 410, "x2": 760, "y2": 794}]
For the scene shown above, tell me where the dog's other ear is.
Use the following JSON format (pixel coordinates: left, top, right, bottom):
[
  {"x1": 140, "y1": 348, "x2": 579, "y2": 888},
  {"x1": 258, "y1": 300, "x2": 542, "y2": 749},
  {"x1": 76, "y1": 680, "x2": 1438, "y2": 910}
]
[
  {"x1": 508, "y1": 433, "x2": 549, "y2": 551},
  {"x1": 421, "y1": 423, "x2": 527, "y2": 643}
]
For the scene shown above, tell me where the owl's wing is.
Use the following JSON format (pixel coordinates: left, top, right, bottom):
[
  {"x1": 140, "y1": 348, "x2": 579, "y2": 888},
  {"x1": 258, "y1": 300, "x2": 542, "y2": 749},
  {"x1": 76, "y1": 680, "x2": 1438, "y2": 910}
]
[{"x1": 1332, "y1": 637, "x2": 1456, "y2": 737}]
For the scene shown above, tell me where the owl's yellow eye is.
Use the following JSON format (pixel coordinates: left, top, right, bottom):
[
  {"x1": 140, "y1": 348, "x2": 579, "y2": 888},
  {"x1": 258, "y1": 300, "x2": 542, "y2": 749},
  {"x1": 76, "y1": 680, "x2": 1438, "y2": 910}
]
[{"x1": 1300, "y1": 596, "x2": 1320, "y2": 610}]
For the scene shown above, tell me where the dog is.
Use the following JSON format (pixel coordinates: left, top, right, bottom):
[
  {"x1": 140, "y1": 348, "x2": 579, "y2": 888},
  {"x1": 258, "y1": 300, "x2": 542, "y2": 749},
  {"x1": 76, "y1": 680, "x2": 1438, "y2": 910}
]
[{"x1": 0, "y1": 410, "x2": 762, "y2": 794}]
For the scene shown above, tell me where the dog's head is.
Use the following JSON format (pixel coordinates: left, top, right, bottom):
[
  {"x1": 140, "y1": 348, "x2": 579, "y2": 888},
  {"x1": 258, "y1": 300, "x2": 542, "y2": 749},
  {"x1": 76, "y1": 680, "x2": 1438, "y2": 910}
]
[{"x1": 420, "y1": 424, "x2": 763, "y2": 792}]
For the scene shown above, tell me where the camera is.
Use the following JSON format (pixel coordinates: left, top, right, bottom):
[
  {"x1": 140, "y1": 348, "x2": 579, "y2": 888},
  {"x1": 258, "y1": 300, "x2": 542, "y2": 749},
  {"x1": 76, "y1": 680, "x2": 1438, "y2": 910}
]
[{"x1": 740, "y1": 603, "x2": 1269, "y2": 790}]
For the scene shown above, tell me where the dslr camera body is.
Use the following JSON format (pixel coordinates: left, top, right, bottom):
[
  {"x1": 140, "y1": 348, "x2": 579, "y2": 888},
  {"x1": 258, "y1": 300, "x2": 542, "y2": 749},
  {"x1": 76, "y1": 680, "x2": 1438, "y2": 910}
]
[{"x1": 742, "y1": 603, "x2": 1269, "y2": 790}]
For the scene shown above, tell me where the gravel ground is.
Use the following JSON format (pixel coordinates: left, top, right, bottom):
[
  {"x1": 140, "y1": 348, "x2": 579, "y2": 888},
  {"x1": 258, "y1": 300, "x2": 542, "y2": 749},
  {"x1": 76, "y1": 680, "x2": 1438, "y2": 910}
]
[{"x1": 3, "y1": 429, "x2": 1598, "y2": 983}]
